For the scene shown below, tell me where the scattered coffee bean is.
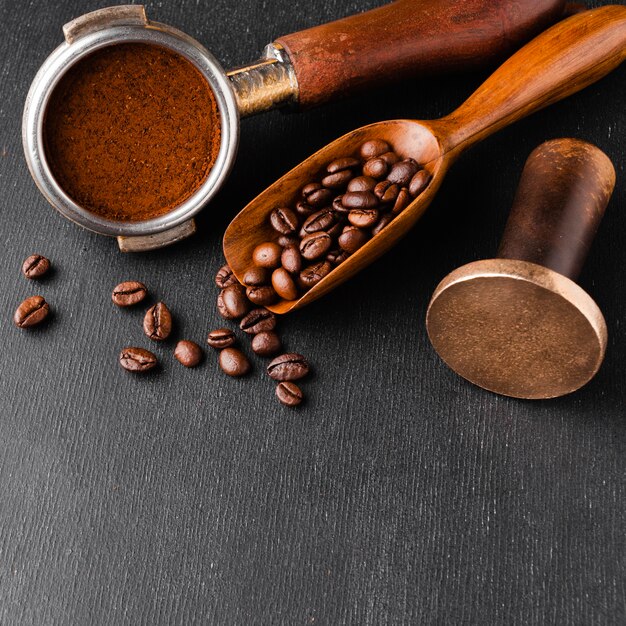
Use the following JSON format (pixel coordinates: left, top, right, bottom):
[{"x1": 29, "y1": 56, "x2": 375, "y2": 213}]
[
  {"x1": 174, "y1": 340, "x2": 203, "y2": 368},
  {"x1": 143, "y1": 302, "x2": 172, "y2": 341},
  {"x1": 392, "y1": 188, "x2": 412, "y2": 215},
  {"x1": 251, "y1": 331, "x2": 282, "y2": 357},
  {"x1": 332, "y1": 195, "x2": 349, "y2": 215},
  {"x1": 348, "y1": 208, "x2": 379, "y2": 228},
  {"x1": 360, "y1": 139, "x2": 390, "y2": 160},
  {"x1": 270, "y1": 207, "x2": 298, "y2": 235},
  {"x1": 240, "y1": 308, "x2": 277, "y2": 334},
  {"x1": 322, "y1": 169, "x2": 352, "y2": 189},
  {"x1": 326, "y1": 249, "x2": 350, "y2": 265},
  {"x1": 327, "y1": 157, "x2": 360, "y2": 173},
  {"x1": 215, "y1": 263, "x2": 238, "y2": 289},
  {"x1": 409, "y1": 169, "x2": 432, "y2": 197},
  {"x1": 278, "y1": 234, "x2": 300, "y2": 247},
  {"x1": 379, "y1": 151, "x2": 400, "y2": 166},
  {"x1": 243, "y1": 266, "x2": 270, "y2": 286},
  {"x1": 22, "y1": 254, "x2": 50, "y2": 279},
  {"x1": 207, "y1": 328, "x2": 236, "y2": 349},
  {"x1": 299, "y1": 261, "x2": 332, "y2": 289},
  {"x1": 111, "y1": 280, "x2": 147, "y2": 307},
  {"x1": 276, "y1": 382, "x2": 304, "y2": 407},
  {"x1": 14, "y1": 295, "x2": 49, "y2": 328},
  {"x1": 267, "y1": 353, "x2": 310, "y2": 381},
  {"x1": 246, "y1": 284, "x2": 277, "y2": 306},
  {"x1": 119, "y1": 347, "x2": 157, "y2": 373},
  {"x1": 219, "y1": 347, "x2": 251, "y2": 377},
  {"x1": 281, "y1": 245, "x2": 302, "y2": 274},
  {"x1": 387, "y1": 158, "x2": 419, "y2": 186},
  {"x1": 253, "y1": 242, "x2": 282, "y2": 268},
  {"x1": 300, "y1": 231, "x2": 332, "y2": 260},
  {"x1": 338, "y1": 226, "x2": 369, "y2": 253},
  {"x1": 220, "y1": 284, "x2": 250, "y2": 319},
  {"x1": 272, "y1": 267, "x2": 299, "y2": 301},
  {"x1": 347, "y1": 176, "x2": 377, "y2": 192}
]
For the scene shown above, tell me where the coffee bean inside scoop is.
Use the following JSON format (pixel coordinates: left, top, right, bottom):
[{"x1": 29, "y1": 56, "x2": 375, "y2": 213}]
[{"x1": 244, "y1": 140, "x2": 430, "y2": 304}]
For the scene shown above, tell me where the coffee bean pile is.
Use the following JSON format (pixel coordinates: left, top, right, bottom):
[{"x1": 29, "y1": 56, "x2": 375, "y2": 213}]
[
  {"x1": 209, "y1": 262, "x2": 310, "y2": 407},
  {"x1": 242, "y1": 139, "x2": 431, "y2": 305},
  {"x1": 109, "y1": 280, "x2": 205, "y2": 372},
  {"x1": 13, "y1": 254, "x2": 52, "y2": 329}
]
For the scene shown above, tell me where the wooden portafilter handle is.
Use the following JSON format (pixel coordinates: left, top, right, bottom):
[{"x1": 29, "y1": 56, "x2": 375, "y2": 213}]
[{"x1": 497, "y1": 139, "x2": 615, "y2": 280}]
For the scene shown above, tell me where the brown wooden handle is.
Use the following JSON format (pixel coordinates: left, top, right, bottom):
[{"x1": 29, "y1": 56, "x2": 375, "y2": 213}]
[
  {"x1": 442, "y1": 5, "x2": 626, "y2": 153},
  {"x1": 497, "y1": 139, "x2": 615, "y2": 280},
  {"x1": 275, "y1": 0, "x2": 566, "y2": 108}
]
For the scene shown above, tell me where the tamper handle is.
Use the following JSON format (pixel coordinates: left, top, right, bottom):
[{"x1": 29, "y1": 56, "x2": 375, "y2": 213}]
[{"x1": 497, "y1": 139, "x2": 615, "y2": 280}]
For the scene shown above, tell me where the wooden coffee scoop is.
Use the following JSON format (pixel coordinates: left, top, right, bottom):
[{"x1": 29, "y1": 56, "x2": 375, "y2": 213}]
[
  {"x1": 224, "y1": 6, "x2": 626, "y2": 314},
  {"x1": 426, "y1": 139, "x2": 615, "y2": 399}
]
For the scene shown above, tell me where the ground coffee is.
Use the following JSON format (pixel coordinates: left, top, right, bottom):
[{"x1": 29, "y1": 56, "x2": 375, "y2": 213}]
[{"x1": 44, "y1": 42, "x2": 221, "y2": 222}]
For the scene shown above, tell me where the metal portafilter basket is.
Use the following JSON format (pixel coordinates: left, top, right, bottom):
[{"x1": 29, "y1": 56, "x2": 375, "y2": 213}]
[{"x1": 22, "y1": 0, "x2": 569, "y2": 251}]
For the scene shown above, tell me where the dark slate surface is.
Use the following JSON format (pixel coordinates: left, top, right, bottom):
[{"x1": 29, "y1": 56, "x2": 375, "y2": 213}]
[{"x1": 1, "y1": 1, "x2": 625, "y2": 624}]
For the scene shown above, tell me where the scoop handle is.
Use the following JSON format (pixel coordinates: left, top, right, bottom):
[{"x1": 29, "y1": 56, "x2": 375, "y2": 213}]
[
  {"x1": 442, "y1": 5, "x2": 626, "y2": 153},
  {"x1": 275, "y1": 0, "x2": 566, "y2": 108}
]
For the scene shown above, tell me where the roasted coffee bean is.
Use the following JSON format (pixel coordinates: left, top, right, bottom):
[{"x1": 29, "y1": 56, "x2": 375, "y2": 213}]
[
  {"x1": 363, "y1": 157, "x2": 389, "y2": 179},
  {"x1": 379, "y1": 151, "x2": 400, "y2": 166},
  {"x1": 321, "y1": 169, "x2": 353, "y2": 189},
  {"x1": 409, "y1": 169, "x2": 432, "y2": 197},
  {"x1": 278, "y1": 234, "x2": 299, "y2": 247},
  {"x1": 327, "y1": 157, "x2": 360, "y2": 173},
  {"x1": 247, "y1": 285, "x2": 278, "y2": 306},
  {"x1": 299, "y1": 261, "x2": 332, "y2": 290},
  {"x1": 281, "y1": 245, "x2": 302, "y2": 274},
  {"x1": 143, "y1": 302, "x2": 172, "y2": 341},
  {"x1": 347, "y1": 176, "x2": 377, "y2": 192},
  {"x1": 374, "y1": 180, "x2": 400, "y2": 204},
  {"x1": 251, "y1": 331, "x2": 282, "y2": 357},
  {"x1": 219, "y1": 347, "x2": 251, "y2": 377},
  {"x1": 240, "y1": 308, "x2": 277, "y2": 334},
  {"x1": 276, "y1": 382, "x2": 304, "y2": 407},
  {"x1": 360, "y1": 139, "x2": 391, "y2": 160},
  {"x1": 267, "y1": 353, "x2": 310, "y2": 381},
  {"x1": 207, "y1": 328, "x2": 236, "y2": 349},
  {"x1": 302, "y1": 183, "x2": 333, "y2": 208},
  {"x1": 326, "y1": 249, "x2": 350, "y2": 265},
  {"x1": 270, "y1": 207, "x2": 298, "y2": 235},
  {"x1": 332, "y1": 195, "x2": 349, "y2": 215},
  {"x1": 220, "y1": 284, "x2": 250, "y2": 319},
  {"x1": 272, "y1": 267, "x2": 299, "y2": 301},
  {"x1": 22, "y1": 254, "x2": 50, "y2": 279},
  {"x1": 372, "y1": 213, "x2": 394, "y2": 236},
  {"x1": 111, "y1": 280, "x2": 147, "y2": 307},
  {"x1": 119, "y1": 347, "x2": 157, "y2": 373},
  {"x1": 300, "y1": 231, "x2": 332, "y2": 260},
  {"x1": 392, "y1": 187, "x2": 412, "y2": 215},
  {"x1": 302, "y1": 208, "x2": 337, "y2": 234},
  {"x1": 174, "y1": 340, "x2": 203, "y2": 367},
  {"x1": 252, "y1": 242, "x2": 282, "y2": 268},
  {"x1": 388, "y1": 158, "x2": 419, "y2": 186},
  {"x1": 242, "y1": 266, "x2": 270, "y2": 286},
  {"x1": 14, "y1": 295, "x2": 49, "y2": 328},
  {"x1": 215, "y1": 263, "x2": 237, "y2": 289},
  {"x1": 327, "y1": 221, "x2": 344, "y2": 239},
  {"x1": 348, "y1": 208, "x2": 379, "y2": 229},
  {"x1": 295, "y1": 200, "x2": 315, "y2": 218},
  {"x1": 338, "y1": 226, "x2": 369, "y2": 253},
  {"x1": 342, "y1": 191, "x2": 379, "y2": 210}
]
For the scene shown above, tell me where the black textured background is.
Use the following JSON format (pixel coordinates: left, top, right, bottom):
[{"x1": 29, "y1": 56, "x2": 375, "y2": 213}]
[{"x1": 1, "y1": 1, "x2": 625, "y2": 624}]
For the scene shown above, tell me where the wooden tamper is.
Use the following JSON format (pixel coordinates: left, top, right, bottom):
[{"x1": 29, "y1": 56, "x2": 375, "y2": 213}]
[{"x1": 426, "y1": 139, "x2": 615, "y2": 399}]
